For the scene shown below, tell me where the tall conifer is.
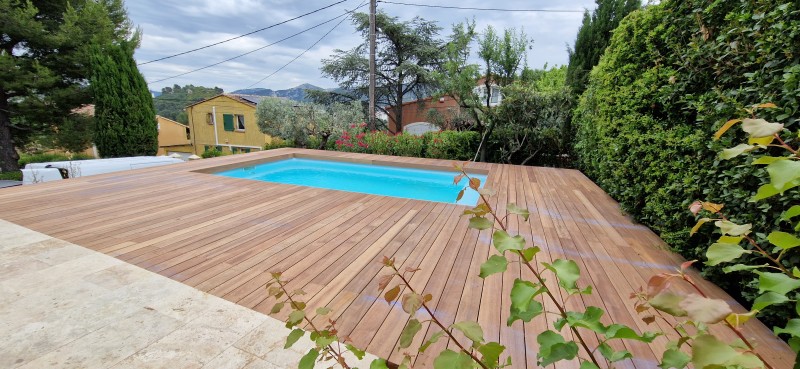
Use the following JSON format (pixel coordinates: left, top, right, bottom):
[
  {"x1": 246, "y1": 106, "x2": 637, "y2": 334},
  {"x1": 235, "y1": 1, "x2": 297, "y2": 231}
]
[{"x1": 91, "y1": 41, "x2": 158, "y2": 157}]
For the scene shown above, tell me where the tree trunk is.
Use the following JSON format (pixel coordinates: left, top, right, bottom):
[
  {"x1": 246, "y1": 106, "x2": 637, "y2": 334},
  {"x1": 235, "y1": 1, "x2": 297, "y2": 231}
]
[
  {"x1": 395, "y1": 79, "x2": 404, "y2": 133},
  {"x1": 319, "y1": 133, "x2": 330, "y2": 150},
  {"x1": 0, "y1": 88, "x2": 20, "y2": 172}
]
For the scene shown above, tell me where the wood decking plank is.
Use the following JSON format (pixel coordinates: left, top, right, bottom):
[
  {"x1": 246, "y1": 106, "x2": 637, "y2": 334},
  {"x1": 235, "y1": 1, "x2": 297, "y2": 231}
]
[{"x1": 0, "y1": 148, "x2": 791, "y2": 369}]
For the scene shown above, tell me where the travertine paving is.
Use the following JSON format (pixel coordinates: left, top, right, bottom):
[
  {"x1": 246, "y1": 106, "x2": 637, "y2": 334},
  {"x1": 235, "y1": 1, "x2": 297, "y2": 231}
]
[{"x1": 0, "y1": 220, "x2": 375, "y2": 369}]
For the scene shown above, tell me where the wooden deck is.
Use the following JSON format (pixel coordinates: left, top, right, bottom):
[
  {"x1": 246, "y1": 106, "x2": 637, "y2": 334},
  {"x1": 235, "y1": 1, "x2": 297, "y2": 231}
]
[{"x1": 0, "y1": 148, "x2": 792, "y2": 368}]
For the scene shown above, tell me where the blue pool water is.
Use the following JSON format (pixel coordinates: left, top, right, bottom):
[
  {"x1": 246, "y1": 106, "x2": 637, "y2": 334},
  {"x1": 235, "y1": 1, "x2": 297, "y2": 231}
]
[{"x1": 215, "y1": 158, "x2": 487, "y2": 205}]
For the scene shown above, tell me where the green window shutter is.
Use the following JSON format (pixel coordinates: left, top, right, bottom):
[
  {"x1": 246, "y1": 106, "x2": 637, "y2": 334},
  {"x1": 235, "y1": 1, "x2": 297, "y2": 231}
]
[{"x1": 223, "y1": 114, "x2": 234, "y2": 131}]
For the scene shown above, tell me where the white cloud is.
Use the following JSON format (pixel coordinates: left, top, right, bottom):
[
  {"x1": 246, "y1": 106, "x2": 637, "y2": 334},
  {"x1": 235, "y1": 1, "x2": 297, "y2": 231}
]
[{"x1": 129, "y1": 0, "x2": 596, "y2": 92}]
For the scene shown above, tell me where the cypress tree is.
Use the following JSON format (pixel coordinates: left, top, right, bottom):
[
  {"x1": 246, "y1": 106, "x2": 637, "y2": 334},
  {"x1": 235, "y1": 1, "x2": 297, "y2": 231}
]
[
  {"x1": 565, "y1": 0, "x2": 640, "y2": 96},
  {"x1": 91, "y1": 41, "x2": 158, "y2": 157}
]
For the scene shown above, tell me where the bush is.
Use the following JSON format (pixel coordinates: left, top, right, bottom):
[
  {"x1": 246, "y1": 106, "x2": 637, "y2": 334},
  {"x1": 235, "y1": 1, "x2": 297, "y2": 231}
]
[
  {"x1": 392, "y1": 133, "x2": 425, "y2": 157},
  {"x1": 423, "y1": 130, "x2": 479, "y2": 160},
  {"x1": 0, "y1": 171, "x2": 22, "y2": 181},
  {"x1": 573, "y1": 0, "x2": 800, "y2": 328},
  {"x1": 201, "y1": 149, "x2": 226, "y2": 158},
  {"x1": 18, "y1": 153, "x2": 81, "y2": 167},
  {"x1": 264, "y1": 137, "x2": 293, "y2": 150}
]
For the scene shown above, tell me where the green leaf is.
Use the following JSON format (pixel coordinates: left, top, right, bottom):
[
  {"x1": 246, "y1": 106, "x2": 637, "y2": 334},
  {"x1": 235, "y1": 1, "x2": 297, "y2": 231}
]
[
  {"x1": 433, "y1": 349, "x2": 474, "y2": 369},
  {"x1": 649, "y1": 291, "x2": 687, "y2": 317},
  {"x1": 752, "y1": 182, "x2": 782, "y2": 201},
  {"x1": 284, "y1": 329, "x2": 305, "y2": 349},
  {"x1": 543, "y1": 259, "x2": 581, "y2": 292},
  {"x1": 782, "y1": 206, "x2": 800, "y2": 222},
  {"x1": 451, "y1": 321, "x2": 484, "y2": 344},
  {"x1": 507, "y1": 203, "x2": 530, "y2": 221},
  {"x1": 479, "y1": 255, "x2": 508, "y2": 278},
  {"x1": 492, "y1": 230, "x2": 525, "y2": 253},
  {"x1": 370, "y1": 359, "x2": 390, "y2": 369},
  {"x1": 456, "y1": 188, "x2": 465, "y2": 201},
  {"x1": 604, "y1": 324, "x2": 658, "y2": 342},
  {"x1": 690, "y1": 218, "x2": 712, "y2": 236},
  {"x1": 720, "y1": 143, "x2": 756, "y2": 160},
  {"x1": 560, "y1": 307, "x2": 606, "y2": 333},
  {"x1": 287, "y1": 310, "x2": 305, "y2": 327},
  {"x1": 659, "y1": 348, "x2": 690, "y2": 369},
  {"x1": 756, "y1": 271, "x2": 800, "y2": 294},
  {"x1": 508, "y1": 278, "x2": 544, "y2": 325},
  {"x1": 469, "y1": 216, "x2": 493, "y2": 230},
  {"x1": 775, "y1": 319, "x2": 800, "y2": 338},
  {"x1": 597, "y1": 342, "x2": 631, "y2": 362},
  {"x1": 714, "y1": 220, "x2": 752, "y2": 236},
  {"x1": 399, "y1": 319, "x2": 422, "y2": 349},
  {"x1": 752, "y1": 156, "x2": 787, "y2": 165},
  {"x1": 691, "y1": 334, "x2": 737, "y2": 368},
  {"x1": 722, "y1": 263, "x2": 769, "y2": 273},
  {"x1": 520, "y1": 247, "x2": 540, "y2": 262},
  {"x1": 419, "y1": 331, "x2": 444, "y2": 353},
  {"x1": 537, "y1": 330, "x2": 578, "y2": 366},
  {"x1": 579, "y1": 362, "x2": 601, "y2": 369},
  {"x1": 346, "y1": 344, "x2": 366, "y2": 360},
  {"x1": 270, "y1": 302, "x2": 285, "y2": 314},
  {"x1": 316, "y1": 307, "x2": 331, "y2": 316},
  {"x1": 477, "y1": 342, "x2": 505, "y2": 367},
  {"x1": 706, "y1": 242, "x2": 750, "y2": 266},
  {"x1": 298, "y1": 348, "x2": 319, "y2": 369},
  {"x1": 767, "y1": 159, "x2": 800, "y2": 189},
  {"x1": 741, "y1": 118, "x2": 784, "y2": 137},
  {"x1": 679, "y1": 294, "x2": 732, "y2": 324},
  {"x1": 767, "y1": 231, "x2": 800, "y2": 250}
]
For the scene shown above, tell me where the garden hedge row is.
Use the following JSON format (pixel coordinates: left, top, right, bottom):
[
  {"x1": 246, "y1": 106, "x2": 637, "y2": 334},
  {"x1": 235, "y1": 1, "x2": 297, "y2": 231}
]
[{"x1": 574, "y1": 0, "x2": 800, "y2": 327}]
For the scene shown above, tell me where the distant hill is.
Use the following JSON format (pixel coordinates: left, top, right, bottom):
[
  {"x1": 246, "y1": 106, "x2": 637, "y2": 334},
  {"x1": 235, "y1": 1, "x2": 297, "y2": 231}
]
[
  {"x1": 153, "y1": 84, "x2": 224, "y2": 124},
  {"x1": 232, "y1": 83, "x2": 325, "y2": 102}
]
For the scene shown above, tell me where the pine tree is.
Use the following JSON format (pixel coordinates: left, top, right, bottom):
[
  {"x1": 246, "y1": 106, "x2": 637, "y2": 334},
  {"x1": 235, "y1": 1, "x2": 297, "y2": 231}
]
[
  {"x1": 566, "y1": 0, "x2": 640, "y2": 96},
  {"x1": 91, "y1": 41, "x2": 158, "y2": 157},
  {"x1": 0, "y1": 0, "x2": 133, "y2": 171}
]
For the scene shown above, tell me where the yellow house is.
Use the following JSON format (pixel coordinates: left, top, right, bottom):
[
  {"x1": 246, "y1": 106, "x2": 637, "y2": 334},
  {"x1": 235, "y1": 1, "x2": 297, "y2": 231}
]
[
  {"x1": 156, "y1": 115, "x2": 193, "y2": 157},
  {"x1": 185, "y1": 94, "x2": 272, "y2": 155}
]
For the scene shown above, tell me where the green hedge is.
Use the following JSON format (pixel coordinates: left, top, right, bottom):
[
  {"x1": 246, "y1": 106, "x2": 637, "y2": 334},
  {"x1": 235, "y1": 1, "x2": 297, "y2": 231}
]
[
  {"x1": 332, "y1": 130, "x2": 480, "y2": 160},
  {"x1": 574, "y1": 0, "x2": 800, "y2": 328}
]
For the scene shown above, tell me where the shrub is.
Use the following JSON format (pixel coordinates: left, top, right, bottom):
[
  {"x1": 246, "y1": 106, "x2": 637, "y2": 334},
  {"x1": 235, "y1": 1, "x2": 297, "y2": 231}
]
[
  {"x1": 573, "y1": 0, "x2": 800, "y2": 328},
  {"x1": 19, "y1": 153, "x2": 73, "y2": 167},
  {"x1": 264, "y1": 137, "x2": 293, "y2": 151},
  {"x1": 423, "y1": 130, "x2": 479, "y2": 160},
  {"x1": 363, "y1": 131, "x2": 395, "y2": 155},
  {"x1": 201, "y1": 149, "x2": 226, "y2": 158},
  {"x1": 392, "y1": 133, "x2": 425, "y2": 157}
]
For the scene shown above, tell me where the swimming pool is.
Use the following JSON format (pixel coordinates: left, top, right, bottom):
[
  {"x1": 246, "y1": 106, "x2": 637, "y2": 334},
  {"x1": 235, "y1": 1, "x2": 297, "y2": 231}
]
[{"x1": 214, "y1": 158, "x2": 487, "y2": 205}]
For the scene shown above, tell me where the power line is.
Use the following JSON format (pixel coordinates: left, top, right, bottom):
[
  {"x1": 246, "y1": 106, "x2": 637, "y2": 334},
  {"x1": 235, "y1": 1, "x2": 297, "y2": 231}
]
[
  {"x1": 146, "y1": 6, "x2": 360, "y2": 85},
  {"x1": 376, "y1": 0, "x2": 585, "y2": 13},
  {"x1": 243, "y1": 1, "x2": 367, "y2": 90},
  {"x1": 137, "y1": 0, "x2": 349, "y2": 65}
]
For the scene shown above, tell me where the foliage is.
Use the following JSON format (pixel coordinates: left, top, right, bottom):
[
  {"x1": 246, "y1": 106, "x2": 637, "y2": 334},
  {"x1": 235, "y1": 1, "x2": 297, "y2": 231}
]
[
  {"x1": 423, "y1": 131, "x2": 480, "y2": 160},
  {"x1": 0, "y1": 0, "x2": 133, "y2": 171},
  {"x1": 573, "y1": 0, "x2": 800, "y2": 327},
  {"x1": 154, "y1": 84, "x2": 223, "y2": 123},
  {"x1": 489, "y1": 74, "x2": 575, "y2": 167},
  {"x1": 311, "y1": 11, "x2": 443, "y2": 131},
  {"x1": 256, "y1": 98, "x2": 364, "y2": 149},
  {"x1": 565, "y1": 0, "x2": 640, "y2": 96},
  {"x1": 53, "y1": 113, "x2": 95, "y2": 153},
  {"x1": 267, "y1": 273, "x2": 373, "y2": 369},
  {"x1": 201, "y1": 149, "x2": 226, "y2": 159},
  {"x1": 433, "y1": 21, "x2": 532, "y2": 162},
  {"x1": 264, "y1": 137, "x2": 294, "y2": 151},
  {"x1": 0, "y1": 170, "x2": 21, "y2": 181},
  {"x1": 91, "y1": 41, "x2": 158, "y2": 157},
  {"x1": 18, "y1": 153, "x2": 90, "y2": 167}
]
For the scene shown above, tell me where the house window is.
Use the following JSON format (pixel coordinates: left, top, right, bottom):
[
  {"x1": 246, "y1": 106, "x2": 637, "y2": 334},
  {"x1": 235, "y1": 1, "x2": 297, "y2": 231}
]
[
  {"x1": 235, "y1": 114, "x2": 245, "y2": 131},
  {"x1": 490, "y1": 86, "x2": 501, "y2": 104},
  {"x1": 206, "y1": 112, "x2": 213, "y2": 125},
  {"x1": 185, "y1": 127, "x2": 191, "y2": 140}
]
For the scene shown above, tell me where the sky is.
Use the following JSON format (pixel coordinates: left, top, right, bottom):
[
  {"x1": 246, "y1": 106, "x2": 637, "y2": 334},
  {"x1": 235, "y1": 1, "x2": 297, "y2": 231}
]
[{"x1": 127, "y1": 0, "x2": 596, "y2": 93}]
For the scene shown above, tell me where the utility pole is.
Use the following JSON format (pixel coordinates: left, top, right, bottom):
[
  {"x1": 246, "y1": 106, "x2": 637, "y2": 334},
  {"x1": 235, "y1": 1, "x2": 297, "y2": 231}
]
[{"x1": 368, "y1": 0, "x2": 376, "y2": 130}]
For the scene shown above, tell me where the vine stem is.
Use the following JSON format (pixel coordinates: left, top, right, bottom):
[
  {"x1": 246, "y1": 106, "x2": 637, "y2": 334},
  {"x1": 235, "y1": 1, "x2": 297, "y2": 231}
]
[
  {"x1": 275, "y1": 278, "x2": 353, "y2": 369},
  {"x1": 773, "y1": 133, "x2": 798, "y2": 156},
  {"x1": 390, "y1": 264, "x2": 491, "y2": 369},
  {"x1": 716, "y1": 212, "x2": 788, "y2": 275},
  {"x1": 464, "y1": 169, "x2": 604, "y2": 368}
]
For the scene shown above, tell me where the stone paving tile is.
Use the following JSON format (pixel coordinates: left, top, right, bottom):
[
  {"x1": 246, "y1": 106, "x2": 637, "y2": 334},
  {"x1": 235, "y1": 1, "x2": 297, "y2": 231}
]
[{"x1": 0, "y1": 220, "x2": 382, "y2": 369}]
